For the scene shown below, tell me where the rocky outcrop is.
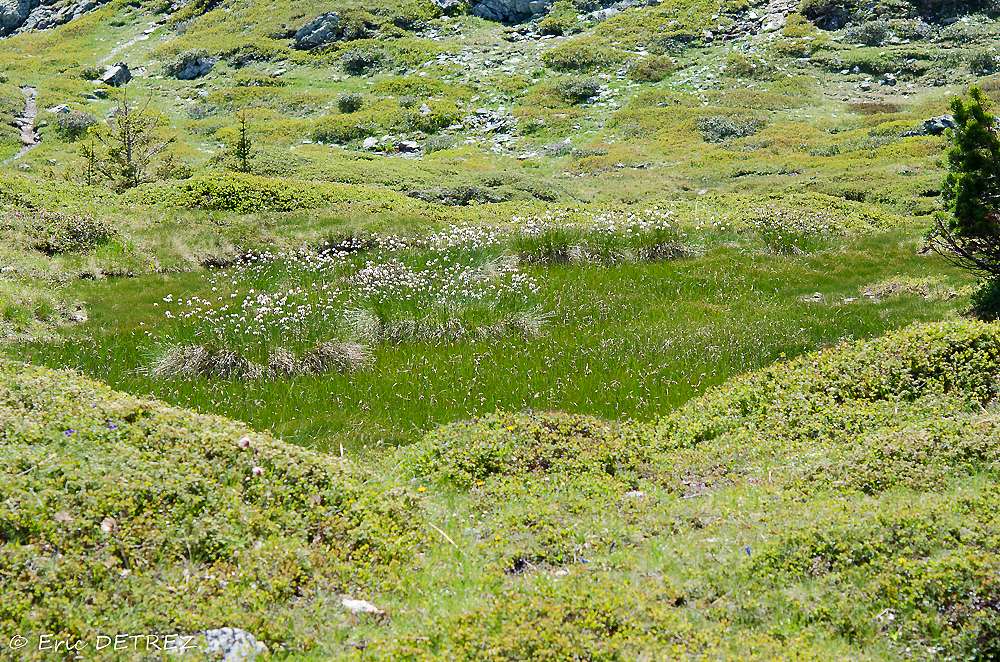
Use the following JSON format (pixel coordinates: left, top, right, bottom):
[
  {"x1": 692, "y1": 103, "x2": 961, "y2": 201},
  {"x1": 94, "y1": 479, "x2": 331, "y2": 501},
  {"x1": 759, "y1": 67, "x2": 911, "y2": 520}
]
[
  {"x1": 99, "y1": 62, "x2": 131, "y2": 87},
  {"x1": 165, "y1": 50, "x2": 217, "y2": 79},
  {"x1": 903, "y1": 115, "x2": 957, "y2": 137},
  {"x1": 431, "y1": 0, "x2": 464, "y2": 13},
  {"x1": 472, "y1": 0, "x2": 551, "y2": 23},
  {"x1": 293, "y1": 12, "x2": 342, "y2": 50},
  {"x1": 1, "y1": 0, "x2": 112, "y2": 37},
  {"x1": 0, "y1": 0, "x2": 33, "y2": 33}
]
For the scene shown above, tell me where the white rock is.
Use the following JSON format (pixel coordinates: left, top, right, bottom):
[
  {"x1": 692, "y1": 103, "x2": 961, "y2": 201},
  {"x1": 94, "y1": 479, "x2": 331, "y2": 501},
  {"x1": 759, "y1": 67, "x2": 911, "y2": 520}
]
[{"x1": 341, "y1": 597, "x2": 384, "y2": 615}]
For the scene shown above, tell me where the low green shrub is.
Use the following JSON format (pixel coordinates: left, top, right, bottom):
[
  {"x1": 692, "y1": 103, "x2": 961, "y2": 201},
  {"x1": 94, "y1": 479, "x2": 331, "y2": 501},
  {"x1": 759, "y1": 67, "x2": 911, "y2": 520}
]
[
  {"x1": 970, "y1": 49, "x2": 1000, "y2": 76},
  {"x1": 724, "y1": 52, "x2": 774, "y2": 79},
  {"x1": 401, "y1": 411, "x2": 650, "y2": 488},
  {"x1": 970, "y1": 278, "x2": 1000, "y2": 319},
  {"x1": 139, "y1": 173, "x2": 363, "y2": 213},
  {"x1": 541, "y1": 35, "x2": 629, "y2": 72},
  {"x1": 628, "y1": 54, "x2": 675, "y2": 82},
  {"x1": 50, "y1": 110, "x2": 97, "y2": 142},
  {"x1": 737, "y1": 494, "x2": 1000, "y2": 659},
  {"x1": 843, "y1": 18, "x2": 892, "y2": 45},
  {"x1": 554, "y1": 76, "x2": 601, "y2": 104},
  {"x1": 341, "y1": 46, "x2": 385, "y2": 75},
  {"x1": 537, "y1": 0, "x2": 580, "y2": 36},
  {"x1": 0, "y1": 208, "x2": 117, "y2": 255},
  {"x1": 231, "y1": 71, "x2": 287, "y2": 87},
  {"x1": 364, "y1": 574, "x2": 700, "y2": 659},
  {"x1": 656, "y1": 320, "x2": 1000, "y2": 450},
  {"x1": 337, "y1": 92, "x2": 364, "y2": 113},
  {"x1": 0, "y1": 360, "x2": 424, "y2": 647},
  {"x1": 697, "y1": 115, "x2": 763, "y2": 142}
]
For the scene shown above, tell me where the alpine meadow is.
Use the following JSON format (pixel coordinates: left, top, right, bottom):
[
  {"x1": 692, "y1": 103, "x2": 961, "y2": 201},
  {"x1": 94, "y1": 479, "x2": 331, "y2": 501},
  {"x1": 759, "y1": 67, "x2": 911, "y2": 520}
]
[{"x1": 2, "y1": 0, "x2": 1000, "y2": 659}]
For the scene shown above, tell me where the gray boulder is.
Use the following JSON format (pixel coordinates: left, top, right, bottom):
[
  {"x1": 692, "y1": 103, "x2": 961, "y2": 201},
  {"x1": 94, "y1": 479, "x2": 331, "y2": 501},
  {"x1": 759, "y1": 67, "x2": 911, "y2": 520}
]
[
  {"x1": 926, "y1": 115, "x2": 957, "y2": 135},
  {"x1": 472, "y1": 0, "x2": 551, "y2": 23},
  {"x1": 100, "y1": 62, "x2": 131, "y2": 87},
  {"x1": 432, "y1": 0, "x2": 463, "y2": 12},
  {"x1": 904, "y1": 115, "x2": 957, "y2": 137},
  {"x1": 167, "y1": 52, "x2": 218, "y2": 80},
  {"x1": 0, "y1": 0, "x2": 34, "y2": 34},
  {"x1": 293, "y1": 12, "x2": 342, "y2": 50}
]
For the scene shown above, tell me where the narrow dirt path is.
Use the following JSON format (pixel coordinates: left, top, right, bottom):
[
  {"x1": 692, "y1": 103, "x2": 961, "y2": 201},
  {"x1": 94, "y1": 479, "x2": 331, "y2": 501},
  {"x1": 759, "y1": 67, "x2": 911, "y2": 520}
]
[{"x1": 6, "y1": 86, "x2": 40, "y2": 163}]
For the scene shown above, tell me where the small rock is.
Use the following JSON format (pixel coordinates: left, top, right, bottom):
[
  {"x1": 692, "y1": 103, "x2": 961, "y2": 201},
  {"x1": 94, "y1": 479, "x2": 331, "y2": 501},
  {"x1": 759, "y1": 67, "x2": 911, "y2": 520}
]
[
  {"x1": 68, "y1": 305, "x2": 87, "y2": 323},
  {"x1": 203, "y1": 628, "x2": 266, "y2": 662},
  {"x1": 342, "y1": 597, "x2": 384, "y2": 615}
]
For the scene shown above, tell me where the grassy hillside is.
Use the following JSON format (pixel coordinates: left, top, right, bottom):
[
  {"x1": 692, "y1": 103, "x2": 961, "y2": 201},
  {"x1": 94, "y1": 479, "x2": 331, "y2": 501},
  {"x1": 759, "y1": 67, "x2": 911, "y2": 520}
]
[{"x1": 4, "y1": 320, "x2": 1000, "y2": 658}]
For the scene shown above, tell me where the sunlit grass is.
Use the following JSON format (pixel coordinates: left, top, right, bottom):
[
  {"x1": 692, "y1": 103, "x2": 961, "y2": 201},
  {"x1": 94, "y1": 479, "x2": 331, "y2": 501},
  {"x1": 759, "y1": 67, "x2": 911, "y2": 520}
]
[{"x1": 13, "y1": 230, "x2": 971, "y2": 454}]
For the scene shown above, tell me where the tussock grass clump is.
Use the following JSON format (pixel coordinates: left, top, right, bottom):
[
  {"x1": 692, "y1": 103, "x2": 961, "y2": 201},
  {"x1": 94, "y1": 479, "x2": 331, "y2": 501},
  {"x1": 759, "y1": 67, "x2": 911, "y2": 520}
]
[
  {"x1": 344, "y1": 306, "x2": 549, "y2": 343},
  {"x1": 0, "y1": 360, "x2": 424, "y2": 648},
  {"x1": 511, "y1": 208, "x2": 696, "y2": 265},
  {"x1": 148, "y1": 340, "x2": 370, "y2": 380}
]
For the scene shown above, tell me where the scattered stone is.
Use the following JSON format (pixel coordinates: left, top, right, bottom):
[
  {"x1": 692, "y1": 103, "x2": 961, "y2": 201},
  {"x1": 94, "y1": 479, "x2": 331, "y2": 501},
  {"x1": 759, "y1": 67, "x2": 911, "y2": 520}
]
[
  {"x1": 362, "y1": 136, "x2": 379, "y2": 150},
  {"x1": 68, "y1": 305, "x2": 87, "y2": 324},
  {"x1": 341, "y1": 597, "x2": 384, "y2": 615},
  {"x1": 99, "y1": 62, "x2": 131, "y2": 87},
  {"x1": 202, "y1": 628, "x2": 266, "y2": 662},
  {"x1": 47, "y1": 103, "x2": 70, "y2": 114}
]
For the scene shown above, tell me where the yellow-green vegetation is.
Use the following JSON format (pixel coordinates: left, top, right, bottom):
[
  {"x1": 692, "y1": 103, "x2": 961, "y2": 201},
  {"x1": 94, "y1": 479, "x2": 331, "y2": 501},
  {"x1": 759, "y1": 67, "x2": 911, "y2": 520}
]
[
  {"x1": 368, "y1": 320, "x2": 1000, "y2": 659},
  {"x1": 0, "y1": 360, "x2": 423, "y2": 653},
  {"x1": 6, "y1": 318, "x2": 1000, "y2": 658},
  {"x1": 2, "y1": 0, "x2": 1000, "y2": 656}
]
